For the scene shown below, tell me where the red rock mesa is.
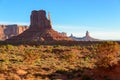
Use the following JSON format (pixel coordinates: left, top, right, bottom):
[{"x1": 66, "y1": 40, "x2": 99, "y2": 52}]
[{"x1": 6, "y1": 10, "x2": 72, "y2": 42}]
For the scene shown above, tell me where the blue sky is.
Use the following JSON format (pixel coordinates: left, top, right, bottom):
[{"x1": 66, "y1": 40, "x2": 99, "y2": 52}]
[{"x1": 0, "y1": 0, "x2": 120, "y2": 40}]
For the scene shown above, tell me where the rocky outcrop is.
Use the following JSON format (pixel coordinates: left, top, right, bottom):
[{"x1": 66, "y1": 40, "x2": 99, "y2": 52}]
[
  {"x1": 0, "y1": 24, "x2": 28, "y2": 40},
  {"x1": 6, "y1": 10, "x2": 72, "y2": 42},
  {"x1": 70, "y1": 31, "x2": 100, "y2": 41}
]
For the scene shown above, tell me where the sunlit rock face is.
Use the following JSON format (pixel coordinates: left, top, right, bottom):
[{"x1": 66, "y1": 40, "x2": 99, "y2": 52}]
[
  {"x1": 0, "y1": 24, "x2": 28, "y2": 40},
  {"x1": 6, "y1": 10, "x2": 72, "y2": 42}
]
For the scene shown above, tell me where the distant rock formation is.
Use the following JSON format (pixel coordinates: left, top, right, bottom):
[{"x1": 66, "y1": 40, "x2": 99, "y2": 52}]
[
  {"x1": 59, "y1": 32, "x2": 67, "y2": 36},
  {"x1": 6, "y1": 10, "x2": 72, "y2": 42},
  {"x1": 70, "y1": 31, "x2": 100, "y2": 41},
  {"x1": 0, "y1": 24, "x2": 28, "y2": 40}
]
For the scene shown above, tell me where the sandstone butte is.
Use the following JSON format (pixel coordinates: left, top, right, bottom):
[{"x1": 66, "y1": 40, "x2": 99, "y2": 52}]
[
  {"x1": 0, "y1": 24, "x2": 28, "y2": 40},
  {"x1": 6, "y1": 10, "x2": 72, "y2": 42}
]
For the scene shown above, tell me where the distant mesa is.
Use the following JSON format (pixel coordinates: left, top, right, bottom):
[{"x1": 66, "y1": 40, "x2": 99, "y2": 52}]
[
  {"x1": 70, "y1": 31, "x2": 100, "y2": 41},
  {"x1": 2, "y1": 10, "x2": 100, "y2": 42},
  {"x1": 6, "y1": 10, "x2": 72, "y2": 42},
  {"x1": 0, "y1": 24, "x2": 28, "y2": 40}
]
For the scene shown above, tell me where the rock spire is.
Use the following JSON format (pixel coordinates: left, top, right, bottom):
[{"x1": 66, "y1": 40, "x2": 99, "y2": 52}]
[
  {"x1": 86, "y1": 31, "x2": 90, "y2": 37},
  {"x1": 48, "y1": 12, "x2": 52, "y2": 26},
  {"x1": 69, "y1": 31, "x2": 100, "y2": 41}
]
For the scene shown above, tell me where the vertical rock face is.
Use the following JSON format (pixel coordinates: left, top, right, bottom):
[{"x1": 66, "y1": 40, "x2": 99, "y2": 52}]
[
  {"x1": 6, "y1": 10, "x2": 72, "y2": 42},
  {"x1": 86, "y1": 31, "x2": 90, "y2": 37},
  {"x1": 5, "y1": 25, "x2": 18, "y2": 38},
  {"x1": 17, "y1": 26, "x2": 28, "y2": 34},
  {"x1": 0, "y1": 24, "x2": 28, "y2": 40},
  {"x1": 0, "y1": 25, "x2": 6, "y2": 40},
  {"x1": 30, "y1": 10, "x2": 51, "y2": 30}
]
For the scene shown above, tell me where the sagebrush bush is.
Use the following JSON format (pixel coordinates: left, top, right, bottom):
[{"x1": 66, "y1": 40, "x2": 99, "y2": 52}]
[
  {"x1": 7, "y1": 73, "x2": 21, "y2": 80},
  {"x1": 95, "y1": 41, "x2": 120, "y2": 69}
]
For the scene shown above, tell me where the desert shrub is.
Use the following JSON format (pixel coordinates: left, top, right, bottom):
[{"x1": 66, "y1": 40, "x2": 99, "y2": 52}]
[
  {"x1": 26, "y1": 74, "x2": 35, "y2": 79},
  {"x1": 9, "y1": 54, "x2": 24, "y2": 63},
  {"x1": 0, "y1": 53, "x2": 8, "y2": 62},
  {"x1": 0, "y1": 63, "x2": 8, "y2": 71},
  {"x1": 7, "y1": 73, "x2": 21, "y2": 80},
  {"x1": 24, "y1": 52, "x2": 40, "y2": 64},
  {"x1": 53, "y1": 45, "x2": 61, "y2": 48},
  {"x1": 95, "y1": 41, "x2": 120, "y2": 69},
  {"x1": 59, "y1": 52, "x2": 78, "y2": 62},
  {"x1": 52, "y1": 48, "x2": 65, "y2": 54},
  {"x1": 6, "y1": 44, "x2": 14, "y2": 50},
  {"x1": 0, "y1": 74, "x2": 5, "y2": 80}
]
